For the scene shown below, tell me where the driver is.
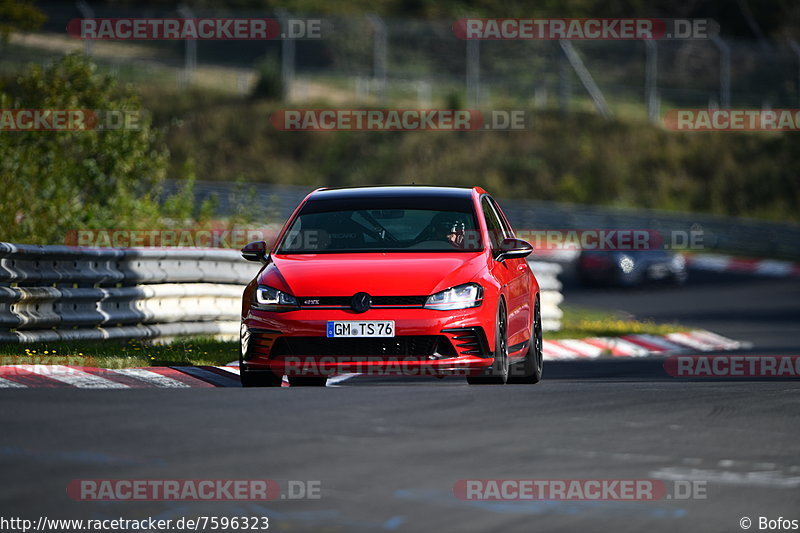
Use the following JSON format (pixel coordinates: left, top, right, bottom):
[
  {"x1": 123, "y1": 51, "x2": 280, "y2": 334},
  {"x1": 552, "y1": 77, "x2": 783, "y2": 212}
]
[
  {"x1": 424, "y1": 213, "x2": 467, "y2": 248},
  {"x1": 445, "y1": 220, "x2": 466, "y2": 248}
]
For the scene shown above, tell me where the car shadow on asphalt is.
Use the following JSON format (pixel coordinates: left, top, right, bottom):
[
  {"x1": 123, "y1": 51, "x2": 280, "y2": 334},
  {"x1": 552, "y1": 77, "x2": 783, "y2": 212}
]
[{"x1": 329, "y1": 355, "x2": 800, "y2": 385}]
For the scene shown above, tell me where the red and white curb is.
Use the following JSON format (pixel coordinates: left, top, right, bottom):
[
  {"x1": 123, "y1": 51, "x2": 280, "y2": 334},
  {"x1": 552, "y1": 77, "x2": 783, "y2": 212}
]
[
  {"x1": 543, "y1": 329, "x2": 747, "y2": 361},
  {"x1": 0, "y1": 330, "x2": 747, "y2": 387},
  {"x1": 0, "y1": 365, "x2": 242, "y2": 389},
  {"x1": 0, "y1": 364, "x2": 375, "y2": 389},
  {"x1": 684, "y1": 253, "x2": 800, "y2": 278}
]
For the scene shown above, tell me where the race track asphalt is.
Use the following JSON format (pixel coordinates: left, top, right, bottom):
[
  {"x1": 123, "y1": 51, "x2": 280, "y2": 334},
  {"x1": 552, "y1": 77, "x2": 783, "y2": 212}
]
[
  {"x1": 0, "y1": 270, "x2": 798, "y2": 533},
  {"x1": 561, "y1": 269, "x2": 800, "y2": 354}
]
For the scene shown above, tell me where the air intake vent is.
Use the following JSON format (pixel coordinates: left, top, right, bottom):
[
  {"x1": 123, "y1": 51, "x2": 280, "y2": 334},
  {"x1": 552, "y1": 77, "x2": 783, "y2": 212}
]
[{"x1": 441, "y1": 327, "x2": 491, "y2": 356}]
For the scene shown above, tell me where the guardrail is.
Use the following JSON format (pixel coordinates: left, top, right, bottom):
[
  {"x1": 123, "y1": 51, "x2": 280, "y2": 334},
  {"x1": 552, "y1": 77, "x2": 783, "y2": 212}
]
[
  {"x1": 530, "y1": 261, "x2": 563, "y2": 332},
  {"x1": 0, "y1": 242, "x2": 563, "y2": 343},
  {"x1": 0, "y1": 243, "x2": 253, "y2": 343}
]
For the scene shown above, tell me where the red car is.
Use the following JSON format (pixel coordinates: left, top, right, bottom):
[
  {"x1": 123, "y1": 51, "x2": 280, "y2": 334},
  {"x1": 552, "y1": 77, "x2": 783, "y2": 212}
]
[{"x1": 238, "y1": 185, "x2": 542, "y2": 387}]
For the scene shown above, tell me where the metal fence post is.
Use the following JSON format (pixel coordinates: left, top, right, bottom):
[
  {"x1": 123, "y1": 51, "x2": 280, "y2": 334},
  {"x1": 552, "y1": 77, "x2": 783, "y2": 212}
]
[
  {"x1": 367, "y1": 14, "x2": 387, "y2": 104},
  {"x1": 466, "y1": 39, "x2": 480, "y2": 108},
  {"x1": 790, "y1": 40, "x2": 800, "y2": 107},
  {"x1": 76, "y1": 1, "x2": 93, "y2": 56},
  {"x1": 644, "y1": 39, "x2": 659, "y2": 124},
  {"x1": 416, "y1": 80, "x2": 432, "y2": 107},
  {"x1": 559, "y1": 44, "x2": 571, "y2": 113},
  {"x1": 176, "y1": 5, "x2": 197, "y2": 88},
  {"x1": 559, "y1": 40, "x2": 612, "y2": 118},
  {"x1": 712, "y1": 35, "x2": 731, "y2": 108},
  {"x1": 277, "y1": 10, "x2": 295, "y2": 101}
]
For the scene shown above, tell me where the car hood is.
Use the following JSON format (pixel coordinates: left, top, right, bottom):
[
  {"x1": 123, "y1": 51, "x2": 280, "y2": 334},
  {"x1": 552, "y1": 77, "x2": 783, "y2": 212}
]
[{"x1": 260, "y1": 253, "x2": 486, "y2": 296}]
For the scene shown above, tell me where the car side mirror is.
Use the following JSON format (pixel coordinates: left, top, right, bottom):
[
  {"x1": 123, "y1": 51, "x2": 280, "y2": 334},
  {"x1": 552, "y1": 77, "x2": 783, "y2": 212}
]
[
  {"x1": 241, "y1": 241, "x2": 269, "y2": 263},
  {"x1": 495, "y1": 238, "x2": 533, "y2": 261}
]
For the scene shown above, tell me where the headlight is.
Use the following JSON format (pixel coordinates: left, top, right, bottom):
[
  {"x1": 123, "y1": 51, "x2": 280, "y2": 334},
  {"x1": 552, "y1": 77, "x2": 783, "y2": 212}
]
[
  {"x1": 618, "y1": 255, "x2": 635, "y2": 274},
  {"x1": 424, "y1": 283, "x2": 483, "y2": 310},
  {"x1": 252, "y1": 285, "x2": 299, "y2": 312}
]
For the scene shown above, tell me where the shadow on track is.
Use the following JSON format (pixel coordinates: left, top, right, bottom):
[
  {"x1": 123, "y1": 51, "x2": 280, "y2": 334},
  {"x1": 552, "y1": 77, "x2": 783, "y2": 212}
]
[{"x1": 330, "y1": 351, "x2": 800, "y2": 386}]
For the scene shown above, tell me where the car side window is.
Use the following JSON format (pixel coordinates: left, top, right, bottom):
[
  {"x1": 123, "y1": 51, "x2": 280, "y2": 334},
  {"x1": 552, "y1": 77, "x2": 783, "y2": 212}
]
[
  {"x1": 489, "y1": 197, "x2": 515, "y2": 238},
  {"x1": 481, "y1": 197, "x2": 505, "y2": 250}
]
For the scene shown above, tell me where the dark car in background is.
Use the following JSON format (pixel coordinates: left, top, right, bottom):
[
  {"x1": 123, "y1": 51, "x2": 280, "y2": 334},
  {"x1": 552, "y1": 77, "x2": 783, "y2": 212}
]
[{"x1": 577, "y1": 249, "x2": 687, "y2": 287}]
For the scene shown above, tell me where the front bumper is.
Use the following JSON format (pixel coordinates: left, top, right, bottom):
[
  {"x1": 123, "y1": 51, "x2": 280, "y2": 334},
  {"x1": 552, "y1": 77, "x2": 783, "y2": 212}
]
[{"x1": 241, "y1": 307, "x2": 495, "y2": 377}]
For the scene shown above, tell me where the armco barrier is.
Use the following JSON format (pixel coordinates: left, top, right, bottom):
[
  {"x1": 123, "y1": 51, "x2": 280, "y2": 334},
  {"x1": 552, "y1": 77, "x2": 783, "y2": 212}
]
[
  {"x1": 529, "y1": 261, "x2": 564, "y2": 332},
  {"x1": 0, "y1": 242, "x2": 563, "y2": 343},
  {"x1": 0, "y1": 243, "x2": 254, "y2": 343}
]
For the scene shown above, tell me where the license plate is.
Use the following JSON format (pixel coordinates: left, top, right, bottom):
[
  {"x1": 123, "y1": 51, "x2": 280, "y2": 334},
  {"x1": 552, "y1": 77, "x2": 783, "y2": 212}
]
[{"x1": 326, "y1": 321, "x2": 395, "y2": 338}]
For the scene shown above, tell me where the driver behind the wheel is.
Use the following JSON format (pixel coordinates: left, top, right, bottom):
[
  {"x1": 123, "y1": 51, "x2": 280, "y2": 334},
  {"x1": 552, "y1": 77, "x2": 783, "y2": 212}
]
[
  {"x1": 420, "y1": 213, "x2": 468, "y2": 248},
  {"x1": 445, "y1": 220, "x2": 466, "y2": 248}
]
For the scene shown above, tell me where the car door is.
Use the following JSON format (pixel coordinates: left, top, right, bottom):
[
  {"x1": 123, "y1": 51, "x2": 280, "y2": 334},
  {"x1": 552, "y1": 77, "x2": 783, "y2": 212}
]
[{"x1": 481, "y1": 196, "x2": 532, "y2": 353}]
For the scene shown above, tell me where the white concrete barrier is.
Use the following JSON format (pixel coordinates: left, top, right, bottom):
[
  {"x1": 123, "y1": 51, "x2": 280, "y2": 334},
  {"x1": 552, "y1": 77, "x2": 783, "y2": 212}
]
[
  {"x1": 0, "y1": 243, "x2": 254, "y2": 343},
  {"x1": 529, "y1": 261, "x2": 563, "y2": 332},
  {"x1": 0, "y1": 242, "x2": 565, "y2": 342}
]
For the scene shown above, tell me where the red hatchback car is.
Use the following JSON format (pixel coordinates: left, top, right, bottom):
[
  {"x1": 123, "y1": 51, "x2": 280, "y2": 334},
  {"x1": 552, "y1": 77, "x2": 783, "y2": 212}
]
[{"x1": 238, "y1": 186, "x2": 543, "y2": 386}]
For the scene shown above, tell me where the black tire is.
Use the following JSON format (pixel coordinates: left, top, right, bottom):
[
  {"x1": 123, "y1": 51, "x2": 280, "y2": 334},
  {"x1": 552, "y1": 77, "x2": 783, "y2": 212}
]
[
  {"x1": 288, "y1": 376, "x2": 328, "y2": 387},
  {"x1": 240, "y1": 369, "x2": 283, "y2": 387},
  {"x1": 467, "y1": 301, "x2": 509, "y2": 385},
  {"x1": 508, "y1": 296, "x2": 543, "y2": 384}
]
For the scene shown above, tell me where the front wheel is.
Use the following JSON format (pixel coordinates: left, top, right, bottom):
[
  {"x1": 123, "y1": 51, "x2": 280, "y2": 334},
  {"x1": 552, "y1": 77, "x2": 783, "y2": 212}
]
[
  {"x1": 467, "y1": 302, "x2": 509, "y2": 385},
  {"x1": 508, "y1": 296, "x2": 543, "y2": 384}
]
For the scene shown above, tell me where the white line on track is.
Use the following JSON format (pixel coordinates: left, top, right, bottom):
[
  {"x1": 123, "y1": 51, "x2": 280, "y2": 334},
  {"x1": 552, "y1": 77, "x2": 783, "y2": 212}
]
[
  {"x1": 175, "y1": 366, "x2": 239, "y2": 387},
  {"x1": 543, "y1": 340, "x2": 582, "y2": 359},
  {"x1": 628, "y1": 334, "x2": 686, "y2": 352},
  {"x1": 665, "y1": 332, "x2": 716, "y2": 351},
  {"x1": 689, "y1": 330, "x2": 743, "y2": 349},
  {"x1": 651, "y1": 466, "x2": 800, "y2": 489},
  {"x1": 326, "y1": 373, "x2": 361, "y2": 386},
  {"x1": 111, "y1": 368, "x2": 190, "y2": 388},
  {"x1": 16, "y1": 365, "x2": 129, "y2": 389},
  {"x1": 557, "y1": 339, "x2": 605, "y2": 358},
  {"x1": 595, "y1": 337, "x2": 651, "y2": 356},
  {"x1": 213, "y1": 366, "x2": 240, "y2": 375},
  {"x1": 0, "y1": 376, "x2": 26, "y2": 388}
]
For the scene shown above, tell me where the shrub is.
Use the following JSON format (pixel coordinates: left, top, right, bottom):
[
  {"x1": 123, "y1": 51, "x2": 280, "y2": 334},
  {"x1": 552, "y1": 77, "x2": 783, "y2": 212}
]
[
  {"x1": 0, "y1": 53, "x2": 211, "y2": 244},
  {"x1": 251, "y1": 54, "x2": 282, "y2": 101}
]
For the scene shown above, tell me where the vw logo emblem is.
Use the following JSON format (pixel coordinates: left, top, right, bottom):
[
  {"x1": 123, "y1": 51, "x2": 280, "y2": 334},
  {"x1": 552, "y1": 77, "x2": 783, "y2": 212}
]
[{"x1": 351, "y1": 292, "x2": 372, "y2": 313}]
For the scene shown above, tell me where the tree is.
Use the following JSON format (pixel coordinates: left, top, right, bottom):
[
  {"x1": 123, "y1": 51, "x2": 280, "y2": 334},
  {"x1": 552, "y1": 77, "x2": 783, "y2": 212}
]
[
  {"x1": 0, "y1": 53, "x2": 186, "y2": 244},
  {"x1": 0, "y1": 0, "x2": 45, "y2": 43}
]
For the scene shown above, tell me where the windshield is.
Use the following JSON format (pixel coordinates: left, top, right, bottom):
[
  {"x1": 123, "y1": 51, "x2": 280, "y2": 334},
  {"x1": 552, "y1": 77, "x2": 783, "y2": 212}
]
[{"x1": 277, "y1": 207, "x2": 482, "y2": 253}]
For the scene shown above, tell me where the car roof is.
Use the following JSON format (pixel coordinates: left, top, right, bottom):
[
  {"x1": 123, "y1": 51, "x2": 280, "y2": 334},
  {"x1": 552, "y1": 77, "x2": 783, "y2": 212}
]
[{"x1": 308, "y1": 185, "x2": 483, "y2": 201}]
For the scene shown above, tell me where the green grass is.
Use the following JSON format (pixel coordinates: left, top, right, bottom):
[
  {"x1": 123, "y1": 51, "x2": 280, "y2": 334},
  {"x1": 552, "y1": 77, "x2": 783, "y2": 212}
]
[
  {"x1": 0, "y1": 337, "x2": 237, "y2": 369},
  {"x1": 548, "y1": 305, "x2": 685, "y2": 340},
  {"x1": 0, "y1": 308, "x2": 685, "y2": 368}
]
